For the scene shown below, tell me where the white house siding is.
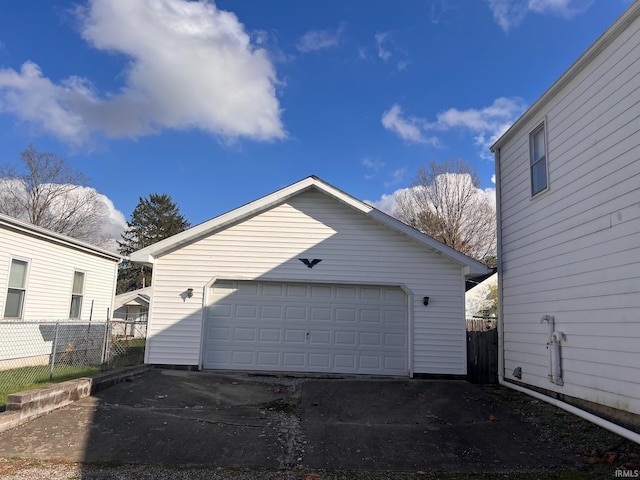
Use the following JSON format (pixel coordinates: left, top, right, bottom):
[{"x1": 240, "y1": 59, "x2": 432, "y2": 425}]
[
  {"x1": 145, "y1": 189, "x2": 468, "y2": 375},
  {"x1": 497, "y1": 12, "x2": 640, "y2": 415},
  {"x1": 0, "y1": 218, "x2": 119, "y2": 365},
  {"x1": 0, "y1": 226, "x2": 118, "y2": 322}
]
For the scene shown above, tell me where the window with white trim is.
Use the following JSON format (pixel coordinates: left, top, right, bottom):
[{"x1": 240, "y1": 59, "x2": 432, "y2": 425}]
[
  {"x1": 69, "y1": 271, "x2": 85, "y2": 319},
  {"x1": 4, "y1": 259, "x2": 29, "y2": 318},
  {"x1": 530, "y1": 123, "x2": 548, "y2": 196}
]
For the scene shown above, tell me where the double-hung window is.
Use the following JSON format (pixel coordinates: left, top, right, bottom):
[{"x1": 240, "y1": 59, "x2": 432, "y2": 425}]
[
  {"x1": 530, "y1": 123, "x2": 548, "y2": 196},
  {"x1": 4, "y1": 259, "x2": 29, "y2": 318},
  {"x1": 69, "y1": 271, "x2": 85, "y2": 319}
]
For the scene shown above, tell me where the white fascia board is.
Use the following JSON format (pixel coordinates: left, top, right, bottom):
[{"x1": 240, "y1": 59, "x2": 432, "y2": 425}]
[
  {"x1": 0, "y1": 213, "x2": 122, "y2": 263},
  {"x1": 491, "y1": 2, "x2": 640, "y2": 152}
]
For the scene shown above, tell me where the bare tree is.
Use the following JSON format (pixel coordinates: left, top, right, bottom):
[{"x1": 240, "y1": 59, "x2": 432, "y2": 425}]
[
  {"x1": 394, "y1": 159, "x2": 496, "y2": 265},
  {"x1": 0, "y1": 145, "x2": 108, "y2": 242}
]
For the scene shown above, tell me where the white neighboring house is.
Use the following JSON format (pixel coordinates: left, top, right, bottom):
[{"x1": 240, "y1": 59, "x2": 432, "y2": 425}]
[
  {"x1": 113, "y1": 287, "x2": 150, "y2": 338},
  {"x1": 491, "y1": 3, "x2": 640, "y2": 437},
  {"x1": 0, "y1": 213, "x2": 121, "y2": 366},
  {"x1": 130, "y1": 176, "x2": 489, "y2": 377}
]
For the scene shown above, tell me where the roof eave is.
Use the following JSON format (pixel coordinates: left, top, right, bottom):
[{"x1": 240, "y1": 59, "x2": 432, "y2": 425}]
[{"x1": 0, "y1": 213, "x2": 122, "y2": 263}]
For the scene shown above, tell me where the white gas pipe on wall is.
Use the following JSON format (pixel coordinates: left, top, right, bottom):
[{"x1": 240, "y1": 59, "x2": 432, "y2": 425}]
[{"x1": 540, "y1": 315, "x2": 564, "y2": 386}]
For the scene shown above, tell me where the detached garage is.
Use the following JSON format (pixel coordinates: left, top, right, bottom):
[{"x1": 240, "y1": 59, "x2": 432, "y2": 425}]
[{"x1": 130, "y1": 176, "x2": 488, "y2": 377}]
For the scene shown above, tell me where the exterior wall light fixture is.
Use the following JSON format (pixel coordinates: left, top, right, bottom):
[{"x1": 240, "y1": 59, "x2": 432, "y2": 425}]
[{"x1": 187, "y1": 288, "x2": 194, "y2": 298}]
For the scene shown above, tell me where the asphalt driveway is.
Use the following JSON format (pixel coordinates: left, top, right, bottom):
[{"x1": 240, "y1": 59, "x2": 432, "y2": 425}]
[{"x1": 0, "y1": 369, "x2": 584, "y2": 474}]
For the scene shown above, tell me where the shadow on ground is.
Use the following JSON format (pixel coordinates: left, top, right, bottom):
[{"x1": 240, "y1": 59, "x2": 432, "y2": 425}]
[{"x1": 0, "y1": 368, "x2": 638, "y2": 479}]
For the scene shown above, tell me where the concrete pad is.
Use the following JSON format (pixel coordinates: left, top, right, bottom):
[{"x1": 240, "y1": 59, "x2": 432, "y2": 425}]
[{"x1": 0, "y1": 369, "x2": 582, "y2": 474}]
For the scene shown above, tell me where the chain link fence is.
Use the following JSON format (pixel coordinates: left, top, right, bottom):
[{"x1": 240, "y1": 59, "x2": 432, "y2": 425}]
[{"x1": 0, "y1": 320, "x2": 147, "y2": 408}]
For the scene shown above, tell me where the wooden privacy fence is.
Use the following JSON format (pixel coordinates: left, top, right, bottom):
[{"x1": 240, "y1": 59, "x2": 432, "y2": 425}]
[{"x1": 466, "y1": 317, "x2": 498, "y2": 384}]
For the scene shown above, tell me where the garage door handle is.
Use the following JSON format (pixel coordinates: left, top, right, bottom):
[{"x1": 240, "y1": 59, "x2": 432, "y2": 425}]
[{"x1": 306, "y1": 331, "x2": 310, "y2": 342}]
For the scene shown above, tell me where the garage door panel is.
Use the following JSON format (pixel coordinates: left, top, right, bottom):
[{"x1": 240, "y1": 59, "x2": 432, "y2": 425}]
[
  {"x1": 360, "y1": 309, "x2": 382, "y2": 323},
  {"x1": 336, "y1": 308, "x2": 357, "y2": 322},
  {"x1": 360, "y1": 332, "x2": 382, "y2": 347},
  {"x1": 386, "y1": 333, "x2": 407, "y2": 347},
  {"x1": 285, "y1": 306, "x2": 307, "y2": 320},
  {"x1": 237, "y1": 283, "x2": 259, "y2": 295},
  {"x1": 257, "y1": 351, "x2": 279, "y2": 366},
  {"x1": 236, "y1": 305, "x2": 258, "y2": 319},
  {"x1": 204, "y1": 281, "x2": 408, "y2": 375},
  {"x1": 232, "y1": 350, "x2": 255, "y2": 365},
  {"x1": 385, "y1": 310, "x2": 406, "y2": 324},
  {"x1": 209, "y1": 326, "x2": 231, "y2": 341},
  {"x1": 287, "y1": 284, "x2": 308, "y2": 297},
  {"x1": 234, "y1": 328, "x2": 256, "y2": 341},
  {"x1": 311, "y1": 307, "x2": 331, "y2": 321},
  {"x1": 261, "y1": 305, "x2": 282, "y2": 319},
  {"x1": 283, "y1": 352, "x2": 305, "y2": 367},
  {"x1": 259, "y1": 328, "x2": 281, "y2": 342},
  {"x1": 263, "y1": 283, "x2": 283, "y2": 296},
  {"x1": 209, "y1": 304, "x2": 232, "y2": 317},
  {"x1": 309, "y1": 330, "x2": 331, "y2": 344},
  {"x1": 284, "y1": 329, "x2": 306, "y2": 343},
  {"x1": 359, "y1": 355, "x2": 381, "y2": 369},
  {"x1": 308, "y1": 353, "x2": 330, "y2": 368},
  {"x1": 336, "y1": 286, "x2": 357, "y2": 299},
  {"x1": 335, "y1": 331, "x2": 356, "y2": 346}
]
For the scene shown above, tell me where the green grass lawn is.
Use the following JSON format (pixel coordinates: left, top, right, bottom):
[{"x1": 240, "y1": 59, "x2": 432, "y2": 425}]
[{"x1": 0, "y1": 364, "x2": 101, "y2": 410}]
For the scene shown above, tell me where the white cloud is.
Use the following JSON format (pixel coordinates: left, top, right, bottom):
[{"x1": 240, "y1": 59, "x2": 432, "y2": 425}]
[
  {"x1": 0, "y1": 63, "x2": 94, "y2": 145},
  {"x1": 528, "y1": 0, "x2": 593, "y2": 16},
  {"x1": 0, "y1": 0, "x2": 285, "y2": 146},
  {"x1": 427, "y1": 97, "x2": 527, "y2": 159},
  {"x1": 362, "y1": 157, "x2": 385, "y2": 179},
  {"x1": 375, "y1": 32, "x2": 393, "y2": 62},
  {"x1": 297, "y1": 23, "x2": 345, "y2": 52},
  {"x1": 382, "y1": 97, "x2": 526, "y2": 159},
  {"x1": 374, "y1": 31, "x2": 410, "y2": 71},
  {"x1": 381, "y1": 104, "x2": 438, "y2": 145},
  {"x1": 97, "y1": 193, "x2": 128, "y2": 241},
  {"x1": 364, "y1": 191, "x2": 397, "y2": 215},
  {"x1": 486, "y1": 0, "x2": 593, "y2": 32},
  {"x1": 367, "y1": 180, "x2": 496, "y2": 216},
  {"x1": 384, "y1": 168, "x2": 407, "y2": 188}
]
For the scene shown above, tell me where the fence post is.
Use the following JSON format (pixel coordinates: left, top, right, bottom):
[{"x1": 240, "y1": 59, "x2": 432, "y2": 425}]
[
  {"x1": 49, "y1": 321, "x2": 60, "y2": 381},
  {"x1": 101, "y1": 320, "x2": 110, "y2": 366}
]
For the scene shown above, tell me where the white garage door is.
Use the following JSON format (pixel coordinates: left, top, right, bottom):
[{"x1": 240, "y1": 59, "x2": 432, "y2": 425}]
[{"x1": 203, "y1": 280, "x2": 408, "y2": 375}]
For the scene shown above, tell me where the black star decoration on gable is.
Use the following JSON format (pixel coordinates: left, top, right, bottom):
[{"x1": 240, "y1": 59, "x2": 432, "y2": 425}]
[{"x1": 299, "y1": 258, "x2": 322, "y2": 268}]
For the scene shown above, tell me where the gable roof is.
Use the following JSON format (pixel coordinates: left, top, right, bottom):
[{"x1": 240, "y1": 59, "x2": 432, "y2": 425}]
[
  {"x1": 129, "y1": 175, "x2": 489, "y2": 277},
  {"x1": 0, "y1": 213, "x2": 121, "y2": 263},
  {"x1": 115, "y1": 287, "x2": 151, "y2": 308},
  {"x1": 491, "y1": 1, "x2": 640, "y2": 152}
]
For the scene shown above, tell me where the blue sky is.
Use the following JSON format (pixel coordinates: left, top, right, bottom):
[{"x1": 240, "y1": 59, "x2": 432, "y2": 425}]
[{"x1": 0, "y1": 0, "x2": 633, "y2": 242}]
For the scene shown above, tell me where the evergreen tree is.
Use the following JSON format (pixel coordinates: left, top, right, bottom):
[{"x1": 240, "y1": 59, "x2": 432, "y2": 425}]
[{"x1": 117, "y1": 193, "x2": 190, "y2": 293}]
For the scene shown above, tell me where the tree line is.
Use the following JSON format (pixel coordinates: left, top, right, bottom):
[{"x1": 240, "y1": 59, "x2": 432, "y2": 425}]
[{"x1": 1, "y1": 145, "x2": 496, "y2": 295}]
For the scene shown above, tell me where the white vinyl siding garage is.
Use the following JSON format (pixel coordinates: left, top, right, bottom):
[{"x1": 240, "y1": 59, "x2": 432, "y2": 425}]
[
  {"x1": 204, "y1": 280, "x2": 408, "y2": 375},
  {"x1": 131, "y1": 177, "x2": 488, "y2": 376}
]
